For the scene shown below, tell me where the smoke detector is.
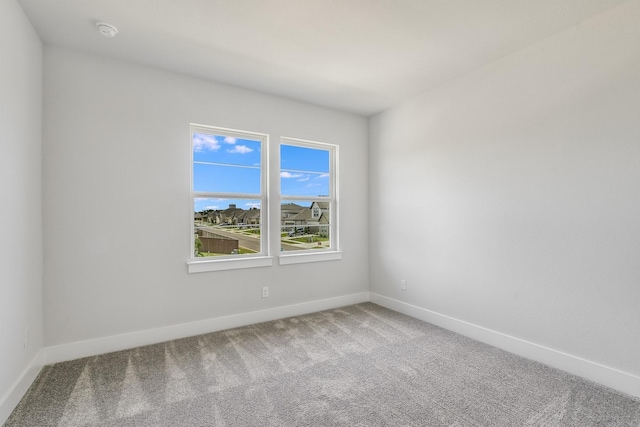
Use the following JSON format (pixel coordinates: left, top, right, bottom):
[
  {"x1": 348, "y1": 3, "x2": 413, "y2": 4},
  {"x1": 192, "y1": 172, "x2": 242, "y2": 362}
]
[{"x1": 96, "y1": 22, "x2": 118, "y2": 38}]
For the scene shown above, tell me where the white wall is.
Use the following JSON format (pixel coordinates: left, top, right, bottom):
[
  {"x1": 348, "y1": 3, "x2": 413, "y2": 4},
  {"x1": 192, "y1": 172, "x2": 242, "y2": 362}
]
[
  {"x1": 369, "y1": 0, "x2": 640, "y2": 381},
  {"x1": 0, "y1": 0, "x2": 43, "y2": 419},
  {"x1": 42, "y1": 46, "x2": 369, "y2": 348}
]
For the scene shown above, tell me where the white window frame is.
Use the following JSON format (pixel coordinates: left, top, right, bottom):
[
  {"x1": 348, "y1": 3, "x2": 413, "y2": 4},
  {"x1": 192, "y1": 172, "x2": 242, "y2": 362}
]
[
  {"x1": 187, "y1": 124, "x2": 272, "y2": 273},
  {"x1": 279, "y1": 137, "x2": 341, "y2": 265}
]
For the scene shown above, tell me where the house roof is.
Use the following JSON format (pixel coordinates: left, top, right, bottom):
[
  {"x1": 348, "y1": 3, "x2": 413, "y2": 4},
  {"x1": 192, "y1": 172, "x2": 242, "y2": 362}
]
[
  {"x1": 239, "y1": 209, "x2": 261, "y2": 220},
  {"x1": 290, "y1": 209, "x2": 313, "y2": 221},
  {"x1": 281, "y1": 203, "x2": 305, "y2": 212},
  {"x1": 221, "y1": 207, "x2": 244, "y2": 216}
]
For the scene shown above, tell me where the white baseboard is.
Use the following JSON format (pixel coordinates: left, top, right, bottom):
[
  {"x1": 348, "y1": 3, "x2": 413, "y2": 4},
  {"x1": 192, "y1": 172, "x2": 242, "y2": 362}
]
[
  {"x1": 370, "y1": 292, "x2": 640, "y2": 399},
  {"x1": 44, "y1": 292, "x2": 370, "y2": 365},
  {"x1": 0, "y1": 349, "x2": 45, "y2": 425}
]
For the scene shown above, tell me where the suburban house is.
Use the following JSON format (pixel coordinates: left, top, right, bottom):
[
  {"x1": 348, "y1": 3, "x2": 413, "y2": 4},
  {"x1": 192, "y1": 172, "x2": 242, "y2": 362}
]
[
  {"x1": 197, "y1": 202, "x2": 327, "y2": 235},
  {"x1": 3, "y1": 0, "x2": 640, "y2": 424},
  {"x1": 237, "y1": 207, "x2": 261, "y2": 226},
  {"x1": 282, "y1": 202, "x2": 330, "y2": 237},
  {"x1": 206, "y1": 210, "x2": 221, "y2": 224},
  {"x1": 219, "y1": 204, "x2": 246, "y2": 225},
  {"x1": 280, "y1": 202, "x2": 305, "y2": 220}
]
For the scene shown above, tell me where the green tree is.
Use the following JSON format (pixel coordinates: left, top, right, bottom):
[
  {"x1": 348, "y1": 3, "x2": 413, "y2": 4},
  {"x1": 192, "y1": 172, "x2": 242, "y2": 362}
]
[{"x1": 194, "y1": 236, "x2": 202, "y2": 256}]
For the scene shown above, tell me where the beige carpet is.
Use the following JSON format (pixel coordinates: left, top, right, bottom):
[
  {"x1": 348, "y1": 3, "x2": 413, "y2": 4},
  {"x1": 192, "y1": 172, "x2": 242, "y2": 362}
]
[{"x1": 5, "y1": 303, "x2": 640, "y2": 426}]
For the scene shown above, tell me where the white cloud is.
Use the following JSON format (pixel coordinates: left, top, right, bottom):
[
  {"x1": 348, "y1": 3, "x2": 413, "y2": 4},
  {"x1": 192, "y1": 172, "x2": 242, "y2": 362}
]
[
  {"x1": 227, "y1": 145, "x2": 253, "y2": 154},
  {"x1": 205, "y1": 205, "x2": 219, "y2": 210},
  {"x1": 317, "y1": 173, "x2": 330, "y2": 179},
  {"x1": 245, "y1": 202, "x2": 261, "y2": 208},
  {"x1": 281, "y1": 171, "x2": 303, "y2": 178},
  {"x1": 224, "y1": 137, "x2": 237, "y2": 144},
  {"x1": 193, "y1": 134, "x2": 221, "y2": 152},
  {"x1": 297, "y1": 176, "x2": 310, "y2": 182}
]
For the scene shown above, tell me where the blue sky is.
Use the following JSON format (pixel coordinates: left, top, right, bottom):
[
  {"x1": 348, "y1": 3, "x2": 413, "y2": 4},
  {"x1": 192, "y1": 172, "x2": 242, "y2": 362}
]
[
  {"x1": 193, "y1": 133, "x2": 329, "y2": 212},
  {"x1": 280, "y1": 144, "x2": 329, "y2": 197}
]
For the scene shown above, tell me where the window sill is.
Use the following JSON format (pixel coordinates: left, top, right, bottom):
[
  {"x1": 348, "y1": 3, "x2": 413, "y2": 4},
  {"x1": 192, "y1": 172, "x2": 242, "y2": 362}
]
[
  {"x1": 187, "y1": 256, "x2": 274, "y2": 273},
  {"x1": 279, "y1": 251, "x2": 342, "y2": 265}
]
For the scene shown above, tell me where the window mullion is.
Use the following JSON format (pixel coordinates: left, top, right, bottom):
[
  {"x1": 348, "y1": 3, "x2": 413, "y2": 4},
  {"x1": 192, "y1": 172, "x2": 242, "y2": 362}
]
[{"x1": 194, "y1": 192, "x2": 262, "y2": 200}]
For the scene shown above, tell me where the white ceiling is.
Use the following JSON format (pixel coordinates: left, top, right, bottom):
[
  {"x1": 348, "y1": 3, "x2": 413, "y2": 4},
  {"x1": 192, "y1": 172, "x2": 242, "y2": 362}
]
[{"x1": 18, "y1": 0, "x2": 630, "y2": 116}]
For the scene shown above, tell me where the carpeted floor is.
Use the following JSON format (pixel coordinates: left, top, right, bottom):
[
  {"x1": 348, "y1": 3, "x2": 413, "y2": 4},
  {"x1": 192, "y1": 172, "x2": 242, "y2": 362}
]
[{"x1": 5, "y1": 303, "x2": 640, "y2": 426}]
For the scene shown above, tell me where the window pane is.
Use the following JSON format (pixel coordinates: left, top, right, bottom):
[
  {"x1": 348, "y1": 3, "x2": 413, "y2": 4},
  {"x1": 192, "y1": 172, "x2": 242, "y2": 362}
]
[
  {"x1": 280, "y1": 144, "x2": 330, "y2": 197},
  {"x1": 280, "y1": 145, "x2": 329, "y2": 172},
  {"x1": 193, "y1": 133, "x2": 261, "y2": 193},
  {"x1": 194, "y1": 198, "x2": 261, "y2": 257},
  {"x1": 193, "y1": 134, "x2": 261, "y2": 165},
  {"x1": 193, "y1": 163, "x2": 260, "y2": 193},
  {"x1": 280, "y1": 201, "x2": 331, "y2": 252}
]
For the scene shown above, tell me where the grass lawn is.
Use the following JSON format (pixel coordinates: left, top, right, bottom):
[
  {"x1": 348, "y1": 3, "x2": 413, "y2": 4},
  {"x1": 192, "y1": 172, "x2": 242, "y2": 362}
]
[
  {"x1": 290, "y1": 235, "x2": 329, "y2": 243},
  {"x1": 196, "y1": 247, "x2": 256, "y2": 257}
]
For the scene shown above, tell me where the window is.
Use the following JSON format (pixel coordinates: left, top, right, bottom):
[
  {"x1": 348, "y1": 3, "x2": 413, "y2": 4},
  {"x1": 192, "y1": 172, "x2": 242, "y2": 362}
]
[
  {"x1": 188, "y1": 126, "x2": 340, "y2": 272},
  {"x1": 280, "y1": 138, "x2": 340, "y2": 264},
  {"x1": 189, "y1": 124, "x2": 271, "y2": 272}
]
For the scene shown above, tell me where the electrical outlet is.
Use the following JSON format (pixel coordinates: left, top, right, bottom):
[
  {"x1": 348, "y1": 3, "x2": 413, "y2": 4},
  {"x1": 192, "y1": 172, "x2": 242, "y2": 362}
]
[
  {"x1": 24, "y1": 327, "x2": 30, "y2": 349},
  {"x1": 262, "y1": 286, "x2": 269, "y2": 298},
  {"x1": 400, "y1": 280, "x2": 407, "y2": 291}
]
